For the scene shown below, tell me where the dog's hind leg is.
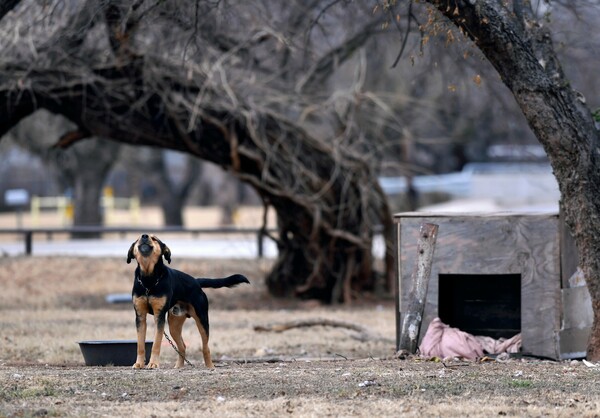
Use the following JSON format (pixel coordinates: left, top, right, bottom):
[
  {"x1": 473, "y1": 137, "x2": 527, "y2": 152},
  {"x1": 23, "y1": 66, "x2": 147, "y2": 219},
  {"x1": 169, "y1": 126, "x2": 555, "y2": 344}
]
[
  {"x1": 167, "y1": 312, "x2": 187, "y2": 368},
  {"x1": 192, "y1": 315, "x2": 214, "y2": 368},
  {"x1": 187, "y1": 301, "x2": 214, "y2": 368}
]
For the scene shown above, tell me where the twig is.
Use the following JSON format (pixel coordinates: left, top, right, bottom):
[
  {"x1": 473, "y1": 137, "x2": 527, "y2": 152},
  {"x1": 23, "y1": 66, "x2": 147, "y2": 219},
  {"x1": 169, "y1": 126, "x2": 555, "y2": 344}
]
[{"x1": 254, "y1": 318, "x2": 393, "y2": 344}]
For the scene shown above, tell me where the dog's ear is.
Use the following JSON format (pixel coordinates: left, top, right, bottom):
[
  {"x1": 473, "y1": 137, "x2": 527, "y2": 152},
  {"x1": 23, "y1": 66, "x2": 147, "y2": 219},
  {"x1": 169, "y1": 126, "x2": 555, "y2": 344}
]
[
  {"x1": 162, "y1": 243, "x2": 172, "y2": 264},
  {"x1": 155, "y1": 237, "x2": 171, "y2": 264},
  {"x1": 126, "y1": 241, "x2": 136, "y2": 264}
]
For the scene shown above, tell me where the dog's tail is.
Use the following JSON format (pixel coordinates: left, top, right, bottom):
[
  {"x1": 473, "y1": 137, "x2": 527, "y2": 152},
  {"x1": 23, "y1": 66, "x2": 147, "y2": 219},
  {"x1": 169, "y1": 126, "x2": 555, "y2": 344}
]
[{"x1": 195, "y1": 274, "x2": 250, "y2": 289}]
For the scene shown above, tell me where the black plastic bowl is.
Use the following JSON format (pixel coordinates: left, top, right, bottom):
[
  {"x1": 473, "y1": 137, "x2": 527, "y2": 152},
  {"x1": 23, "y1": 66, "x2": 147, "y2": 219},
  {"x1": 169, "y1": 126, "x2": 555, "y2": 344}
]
[{"x1": 78, "y1": 340, "x2": 152, "y2": 366}]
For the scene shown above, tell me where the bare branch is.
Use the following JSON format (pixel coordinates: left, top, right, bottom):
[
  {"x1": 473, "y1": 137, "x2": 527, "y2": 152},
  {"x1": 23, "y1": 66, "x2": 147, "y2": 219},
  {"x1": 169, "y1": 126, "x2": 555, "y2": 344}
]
[
  {"x1": 52, "y1": 129, "x2": 92, "y2": 149},
  {"x1": 295, "y1": 18, "x2": 385, "y2": 92}
]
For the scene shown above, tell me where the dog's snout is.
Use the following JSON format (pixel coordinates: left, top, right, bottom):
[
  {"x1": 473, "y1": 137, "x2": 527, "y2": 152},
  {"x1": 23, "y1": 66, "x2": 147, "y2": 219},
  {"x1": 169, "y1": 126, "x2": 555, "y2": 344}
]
[{"x1": 141, "y1": 234, "x2": 149, "y2": 241}]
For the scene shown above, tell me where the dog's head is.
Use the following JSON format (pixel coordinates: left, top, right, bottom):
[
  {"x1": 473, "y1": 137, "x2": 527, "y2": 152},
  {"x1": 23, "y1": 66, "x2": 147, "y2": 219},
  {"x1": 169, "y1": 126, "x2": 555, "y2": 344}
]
[{"x1": 127, "y1": 234, "x2": 171, "y2": 274}]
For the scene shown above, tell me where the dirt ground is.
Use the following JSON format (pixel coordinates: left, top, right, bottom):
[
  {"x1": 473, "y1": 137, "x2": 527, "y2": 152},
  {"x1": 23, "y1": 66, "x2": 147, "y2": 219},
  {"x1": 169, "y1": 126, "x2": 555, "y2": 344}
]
[{"x1": 2, "y1": 255, "x2": 600, "y2": 417}]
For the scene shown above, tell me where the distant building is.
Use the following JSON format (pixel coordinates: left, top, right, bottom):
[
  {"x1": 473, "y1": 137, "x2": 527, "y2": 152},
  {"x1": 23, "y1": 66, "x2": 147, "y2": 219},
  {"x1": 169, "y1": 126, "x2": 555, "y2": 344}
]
[{"x1": 380, "y1": 161, "x2": 559, "y2": 213}]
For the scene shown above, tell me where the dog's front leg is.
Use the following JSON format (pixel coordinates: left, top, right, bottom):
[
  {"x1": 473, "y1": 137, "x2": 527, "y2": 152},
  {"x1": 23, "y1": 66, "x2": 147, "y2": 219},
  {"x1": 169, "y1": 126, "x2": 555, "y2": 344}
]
[
  {"x1": 147, "y1": 296, "x2": 168, "y2": 369},
  {"x1": 132, "y1": 297, "x2": 148, "y2": 369}
]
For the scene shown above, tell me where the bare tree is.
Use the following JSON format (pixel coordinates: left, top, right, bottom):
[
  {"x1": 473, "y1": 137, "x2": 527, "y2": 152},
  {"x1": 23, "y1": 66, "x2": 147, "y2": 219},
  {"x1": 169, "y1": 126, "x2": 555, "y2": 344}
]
[
  {"x1": 5, "y1": 110, "x2": 120, "y2": 236},
  {"x1": 0, "y1": 0, "x2": 395, "y2": 303},
  {"x1": 408, "y1": 0, "x2": 600, "y2": 358},
  {"x1": 147, "y1": 150, "x2": 202, "y2": 227}
]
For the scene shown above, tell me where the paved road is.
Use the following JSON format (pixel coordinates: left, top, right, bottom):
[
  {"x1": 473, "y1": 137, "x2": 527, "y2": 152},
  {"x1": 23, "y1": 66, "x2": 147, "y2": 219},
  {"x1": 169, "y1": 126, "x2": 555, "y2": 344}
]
[
  {"x1": 0, "y1": 236, "x2": 386, "y2": 259},
  {"x1": 0, "y1": 237, "x2": 278, "y2": 258}
]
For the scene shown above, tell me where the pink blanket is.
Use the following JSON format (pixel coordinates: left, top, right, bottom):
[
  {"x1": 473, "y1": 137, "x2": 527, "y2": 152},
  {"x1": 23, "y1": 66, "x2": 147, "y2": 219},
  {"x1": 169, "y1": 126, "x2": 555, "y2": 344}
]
[{"x1": 419, "y1": 317, "x2": 522, "y2": 360}]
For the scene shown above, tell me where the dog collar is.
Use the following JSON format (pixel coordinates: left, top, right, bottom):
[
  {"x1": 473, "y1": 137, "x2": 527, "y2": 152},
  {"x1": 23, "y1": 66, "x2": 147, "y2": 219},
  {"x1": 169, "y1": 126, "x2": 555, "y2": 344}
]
[{"x1": 136, "y1": 271, "x2": 163, "y2": 296}]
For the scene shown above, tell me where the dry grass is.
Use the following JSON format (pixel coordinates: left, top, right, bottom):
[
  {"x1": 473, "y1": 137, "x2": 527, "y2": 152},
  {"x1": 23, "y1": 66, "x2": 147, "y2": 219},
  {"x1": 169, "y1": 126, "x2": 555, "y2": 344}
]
[
  {"x1": 0, "y1": 256, "x2": 273, "y2": 310},
  {"x1": 0, "y1": 255, "x2": 395, "y2": 366},
  {"x1": 2, "y1": 255, "x2": 600, "y2": 417}
]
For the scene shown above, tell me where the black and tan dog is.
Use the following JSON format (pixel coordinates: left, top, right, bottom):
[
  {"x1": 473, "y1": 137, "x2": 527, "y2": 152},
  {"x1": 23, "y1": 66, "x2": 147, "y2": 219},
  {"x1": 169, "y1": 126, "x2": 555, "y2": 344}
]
[{"x1": 127, "y1": 233, "x2": 249, "y2": 369}]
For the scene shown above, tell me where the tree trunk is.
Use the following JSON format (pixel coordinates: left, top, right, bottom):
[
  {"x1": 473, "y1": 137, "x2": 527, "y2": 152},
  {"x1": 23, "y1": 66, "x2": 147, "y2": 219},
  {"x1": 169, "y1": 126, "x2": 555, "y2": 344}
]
[
  {"x1": 146, "y1": 150, "x2": 202, "y2": 228},
  {"x1": 426, "y1": 0, "x2": 600, "y2": 359},
  {"x1": 69, "y1": 139, "x2": 120, "y2": 238},
  {"x1": 161, "y1": 193, "x2": 185, "y2": 227},
  {"x1": 72, "y1": 170, "x2": 104, "y2": 238}
]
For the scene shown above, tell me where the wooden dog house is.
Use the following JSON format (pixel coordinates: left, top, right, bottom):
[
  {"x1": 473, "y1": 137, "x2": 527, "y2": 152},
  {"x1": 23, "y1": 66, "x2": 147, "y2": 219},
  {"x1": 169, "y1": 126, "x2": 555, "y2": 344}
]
[{"x1": 395, "y1": 211, "x2": 592, "y2": 360}]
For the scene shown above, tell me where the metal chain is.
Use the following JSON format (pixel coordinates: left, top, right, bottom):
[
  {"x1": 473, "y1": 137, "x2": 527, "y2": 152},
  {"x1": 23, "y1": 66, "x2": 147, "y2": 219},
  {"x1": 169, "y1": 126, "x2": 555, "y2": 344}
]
[{"x1": 163, "y1": 331, "x2": 195, "y2": 368}]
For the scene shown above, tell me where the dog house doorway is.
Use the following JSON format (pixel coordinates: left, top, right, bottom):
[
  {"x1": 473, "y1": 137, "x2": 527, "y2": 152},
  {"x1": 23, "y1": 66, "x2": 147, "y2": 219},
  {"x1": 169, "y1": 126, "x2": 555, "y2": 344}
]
[{"x1": 438, "y1": 274, "x2": 521, "y2": 339}]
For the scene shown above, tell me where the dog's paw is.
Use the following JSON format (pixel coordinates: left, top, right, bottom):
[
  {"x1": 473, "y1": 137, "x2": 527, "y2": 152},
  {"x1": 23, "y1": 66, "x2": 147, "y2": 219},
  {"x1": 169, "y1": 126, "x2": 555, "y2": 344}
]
[
  {"x1": 146, "y1": 362, "x2": 160, "y2": 369},
  {"x1": 132, "y1": 362, "x2": 144, "y2": 369}
]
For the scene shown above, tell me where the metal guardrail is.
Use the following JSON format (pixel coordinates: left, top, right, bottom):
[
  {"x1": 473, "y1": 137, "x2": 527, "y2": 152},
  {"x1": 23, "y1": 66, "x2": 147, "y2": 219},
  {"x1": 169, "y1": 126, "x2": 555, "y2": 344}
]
[{"x1": 0, "y1": 226, "x2": 276, "y2": 257}]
